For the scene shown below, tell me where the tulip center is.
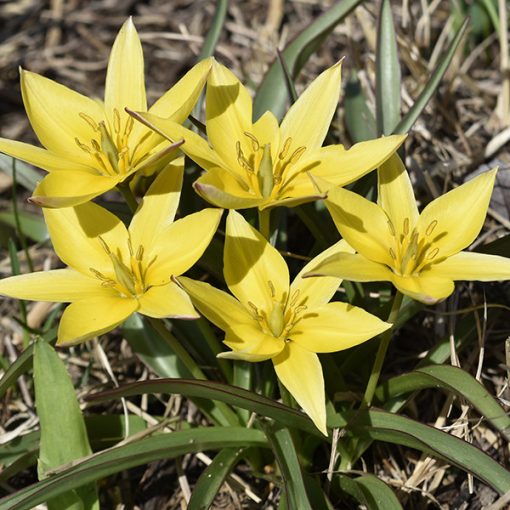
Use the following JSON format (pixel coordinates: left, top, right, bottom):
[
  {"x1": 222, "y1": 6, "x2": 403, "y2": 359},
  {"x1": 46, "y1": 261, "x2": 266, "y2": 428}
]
[
  {"x1": 247, "y1": 283, "x2": 307, "y2": 340},
  {"x1": 75, "y1": 109, "x2": 152, "y2": 176},
  {"x1": 235, "y1": 133, "x2": 306, "y2": 199},
  {"x1": 388, "y1": 217, "x2": 441, "y2": 276},
  {"x1": 89, "y1": 236, "x2": 157, "y2": 298}
]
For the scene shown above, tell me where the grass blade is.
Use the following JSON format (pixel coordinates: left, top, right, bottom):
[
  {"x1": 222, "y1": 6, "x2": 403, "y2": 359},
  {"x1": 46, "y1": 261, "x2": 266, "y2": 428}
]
[
  {"x1": 253, "y1": 0, "x2": 363, "y2": 120},
  {"x1": 337, "y1": 473, "x2": 403, "y2": 509},
  {"x1": 393, "y1": 17, "x2": 469, "y2": 134}
]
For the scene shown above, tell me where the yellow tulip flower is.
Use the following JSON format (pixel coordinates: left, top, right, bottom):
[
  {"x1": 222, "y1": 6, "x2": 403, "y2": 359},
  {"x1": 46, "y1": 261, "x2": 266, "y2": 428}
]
[
  {"x1": 308, "y1": 156, "x2": 510, "y2": 304},
  {"x1": 132, "y1": 60, "x2": 406, "y2": 210},
  {"x1": 0, "y1": 18, "x2": 212, "y2": 207},
  {"x1": 0, "y1": 163, "x2": 222, "y2": 345},
  {"x1": 178, "y1": 210, "x2": 390, "y2": 434}
]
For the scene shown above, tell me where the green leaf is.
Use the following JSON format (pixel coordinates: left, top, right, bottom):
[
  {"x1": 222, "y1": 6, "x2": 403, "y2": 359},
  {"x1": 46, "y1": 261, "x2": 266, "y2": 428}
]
[
  {"x1": 376, "y1": 0, "x2": 401, "y2": 135},
  {"x1": 33, "y1": 340, "x2": 98, "y2": 510},
  {"x1": 198, "y1": 0, "x2": 228, "y2": 60},
  {"x1": 0, "y1": 155, "x2": 41, "y2": 191},
  {"x1": 86, "y1": 378, "x2": 320, "y2": 436},
  {"x1": 0, "y1": 329, "x2": 57, "y2": 400},
  {"x1": 331, "y1": 409, "x2": 510, "y2": 495},
  {"x1": 376, "y1": 365, "x2": 510, "y2": 441},
  {"x1": 0, "y1": 427, "x2": 268, "y2": 510},
  {"x1": 475, "y1": 234, "x2": 510, "y2": 257},
  {"x1": 262, "y1": 423, "x2": 313, "y2": 510},
  {"x1": 253, "y1": 0, "x2": 363, "y2": 120},
  {"x1": 344, "y1": 71, "x2": 377, "y2": 143},
  {"x1": 188, "y1": 447, "x2": 245, "y2": 510},
  {"x1": 0, "y1": 208, "x2": 47, "y2": 243},
  {"x1": 393, "y1": 17, "x2": 469, "y2": 134},
  {"x1": 337, "y1": 473, "x2": 403, "y2": 509}
]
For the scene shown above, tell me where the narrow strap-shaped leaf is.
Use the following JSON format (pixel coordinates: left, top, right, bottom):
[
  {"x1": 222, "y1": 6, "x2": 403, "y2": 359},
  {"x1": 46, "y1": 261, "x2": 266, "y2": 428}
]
[
  {"x1": 263, "y1": 423, "x2": 314, "y2": 510},
  {"x1": 0, "y1": 427, "x2": 268, "y2": 510},
  {"x1": 376, "y1": 0, "x2": 401, "y2": 135},
  {"x1": 376, "y1": 364, "x2": 510, "y2": 441},
  {"x1": 198, "y1": 0, "x2": 228, "y2": 60},
  {"x1": 33, "y1": 340, "x2": 98, "y2": 510},
  {"x1": 0, "y1": 154, "x2": 41, "y2": 191},
  {"x1": 393, "y1": 17, "x2": 469, "y2": 134},
  {"x1": 344, "y1": 71, "x2": 377, "y2": 143},
  {"x1": 188, "y1": 447, "x2": 245, "y2": 510},
  {"x1": 331, "y1": 409, "x2": 510, "y2": 495},
  {"x1": 86, "y1": 378, "x2": 320, "y2": 436},
  {"x1": 337, "y1": 473, "x2": 403, "y2": 510},
  {"x1": 253, "y1": 0, "x2": 363, "y2": 120}
]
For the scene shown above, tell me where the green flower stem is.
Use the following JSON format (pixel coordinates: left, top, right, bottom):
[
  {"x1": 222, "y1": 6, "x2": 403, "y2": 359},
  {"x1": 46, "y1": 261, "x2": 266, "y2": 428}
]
[
  {"x1": 196, "y1": 317, "x2": 233, "y2": 382},
  {"x1": 147, "y1": 317, "x2": 207, "y2": 381},
  {"x1": 361, "y1": 290, "x2": 404, "y2": 408},
  {"x1": 258, "y1": 208, "x2": 271, "y2": 240},
  {"x1": 117, "y1": 180, "x2": 139, "y2": 214}
]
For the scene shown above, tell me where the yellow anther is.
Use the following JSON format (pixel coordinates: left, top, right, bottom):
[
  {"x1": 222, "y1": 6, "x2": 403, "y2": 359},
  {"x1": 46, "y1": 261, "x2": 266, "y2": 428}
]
[
  {"x1": 279, "y1": 138, "x2": 292, "y2": 160},
  {"x1": 268, "y1": 280, "x2": 276, "y2": 298},
  {"x1": 79, "y1": 112, "x2": 99, "y2": 131},
  {"x1": 125, "y1": 115, "x2": 134, "y2": 136},
  {"x1": 98, "y1": 236, "x2": 111, "y2": 254},
  {"x1": 113, "y1": 108, "x2": 121, "y2": 134},
  {"x1": 244, "y1": 131, "x2": 260, "y2": 152},
  {"x1": 91, "y1": 140, "x2": 101, "y2": 152},
  {"x1": 426, "y1": 220, "x2": 438, "y2": 236},
  {"x1": 136, "y1": 245, "x2": 144, "y2": 261},
  {"x1": 387, "y1": 220, "x2": 396, "y2": 236},
  {"x1": 389, "y1": 248, "x2": 397, "y2": 260},
  {"x1": 75, "y1": 138, "x2": 92, "y2": 153},
  {"x1": 403, "y1": 218, "x2": 410, "y2": 236},
  {"x1": 289, "y1": 146, "x2": 306, "y2": 164},
  {"x1": 427, "y1": 247, "x2": 439, "y2": 259}
]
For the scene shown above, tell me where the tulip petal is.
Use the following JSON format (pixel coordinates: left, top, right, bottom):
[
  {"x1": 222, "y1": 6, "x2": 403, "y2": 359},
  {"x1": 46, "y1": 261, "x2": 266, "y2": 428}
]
[
  {"x1": 0, "y1": 269, "x2": 106, "y2": 302},
  {"x1": 43, "y1": 202, "x2": 129, "y2": 275},
  {"x1": 291, "y1": 302, "x2": 390, "y2": 353},
  {"x1": 206, "y1": 62, "x2": 253, "y2": 170},
  {"x1": 326, "y1": 186, "x2": 394, "y2": 266},
  {"x1": 426, "y1": 251, "x2": 510, "y2": 281},
  {"x1": 378, "y1": 154, "x2": 419, "y2": 234},
  {"x1": 273, "y1": 343, "x2": 326, "y2": 435},
  {"x1": 225, "y1": 210, "x2": 289, "y2": 313},
  {"x1": 31, "y1": 171, "x2": 120, "y2": 208},
  {"x1": 307, "y1": 252, "x2": 393, "y2": 282},
  {"x1": 221, "y1": 323, "x2": 285, "y2": 362},
  {"x1": 178, "y1": 276, "x2": 253, "y2": 331},
  {"x1": 149, "y1": 57, "x2": 212, "y2": 123},
  {"x1": 390, "y1": 273, "x2": 454, "y2": 304},
  {"x1": 0, "y1": 139, "x2": 93, "y2": 174},
  {"x1": 104, "y1": 18, "x2": 146, "y2": 127},
  {"x1": 57, "y1": 296, "x2": 138, "y2": 345},
  {"x1": 138, "y1": 281, "x2": 198, "y2": 319},
  {"x1": 280, "y1": 62, "x2": 342, "y2": 152},
  {"x1": 135, "y1": 112, "x2": 222, "y2": 171},
  {"x1": 417, "y1": 168, "x2": 497, "y2": 258},
  {"x1": 20, "y1": 70, "x2": 104, "y2": 163},
  {"x1": 129, "y1": 161, "x2": 183, "y2": 248},
  {"x1": 291, "y1": 240, "x2": 353, "y2": 308},
  {"x1": 147, "y1": 208, "x2": 223, "y2": 280},
  {"x1": 289, "y1": 135, "x2": 406, "y2": 188},
  {"x1": 252, "y1": 110, "x2": 281, "y2": 162},
  {"x1": 194, "y1": 170, "x2": 264, "y2": 209}
]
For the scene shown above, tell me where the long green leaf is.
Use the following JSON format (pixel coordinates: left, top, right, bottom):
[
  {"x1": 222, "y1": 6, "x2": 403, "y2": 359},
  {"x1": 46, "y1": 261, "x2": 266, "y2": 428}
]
[
  {"x1": 376, "y1": 0, "x2": 401, "y2": 135},
  {"x1": 86, "y1": 378, "x2": 320, "y2": 436},
  {"x1": 253, "y1": 0, "x2": 363, "y2": 120},
  {"x1": 337, "y1": 473, "x2": 403, "y2": 509},
  {"x1": 376, "y1": 365, "x2": 510, "y2": 441},
  {"x1": 263, "y1": 423, "x2": 313, "y2": 510},
  {"x1": 0, "y1": 209, "x2": 47, "y2": 243},
  {"x1": 33, "y1": 341, "x2": 98, "y2": 510},
  {"x1": 344, "y1": 71, "x2": 377, "y2": 143},
  {"x1": 393, "y1": 17, "x2": 469, "y2": 134},
  {"x1": 0, "y1": 155, "x2": 41, "y2": 191},
  {"x1": 331, "y1": 409, "x2": 510, "y2": 495},
  {"x1": 0, "y1": 428, "x2": 267, "y2": 510},
  {"x1": 188, "y1": 447, "x2": 245, "y2": 510}
]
